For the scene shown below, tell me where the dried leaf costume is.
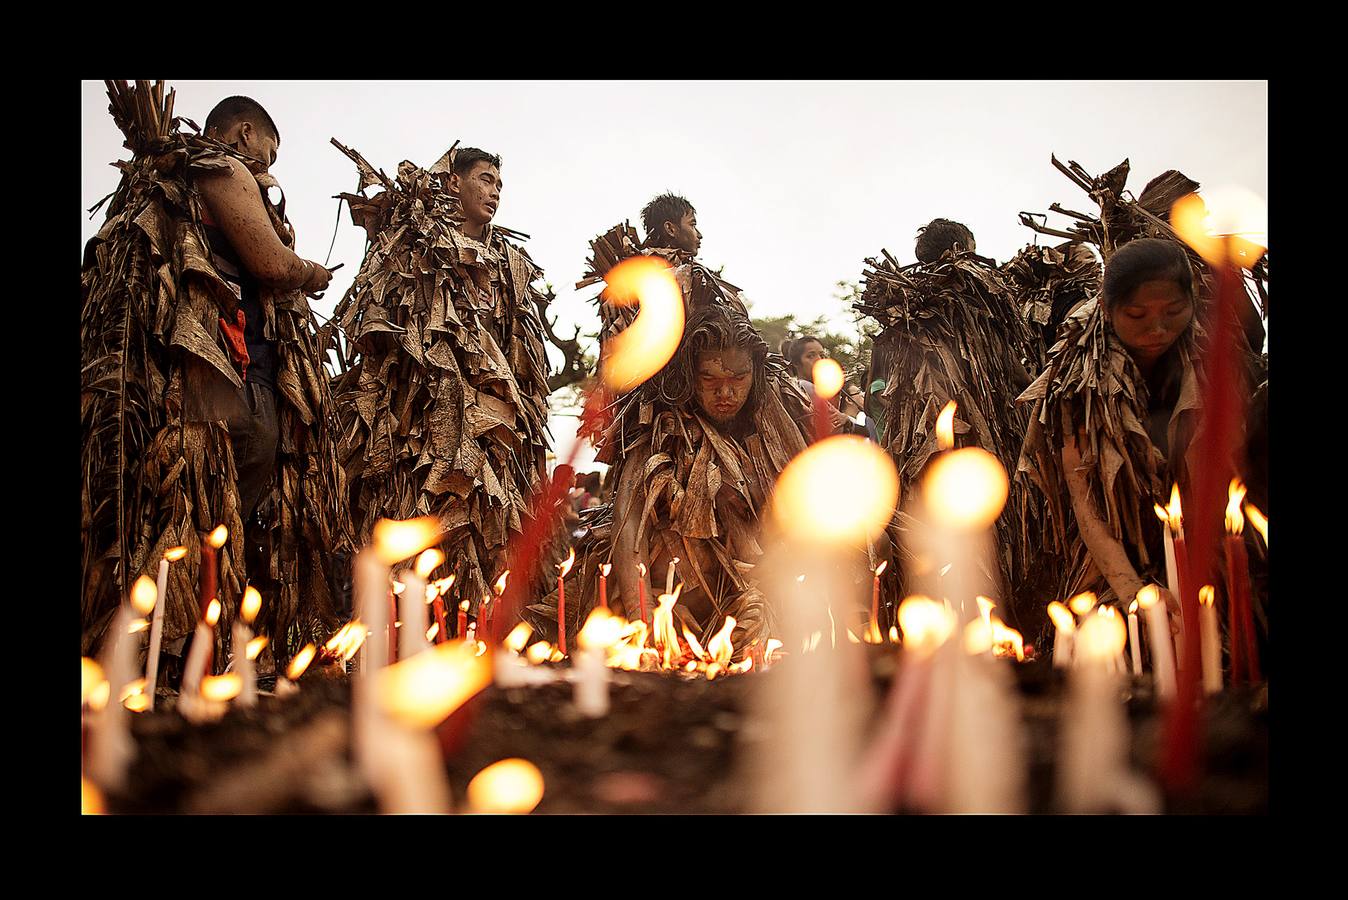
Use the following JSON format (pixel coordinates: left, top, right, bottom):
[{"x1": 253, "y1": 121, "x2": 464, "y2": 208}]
[
  {"x1": 526, "y1": 224, "x2": 814, "y2": 652},
  {"x1": 999, "y1": 240, "x2": 1102, "y2": 366},
  {"x1": 854, "y1": 247, "x2": 1042, "y2": 623},
  {"x1": 1015, "y1": 157, "x2": 1266, "y2": 640},
  {"x1": 81, "y1": 81, "x2": 352, "y2": 664},
  {"x1": 329, "y1": 142, "x2": 552, "y2": 611}
]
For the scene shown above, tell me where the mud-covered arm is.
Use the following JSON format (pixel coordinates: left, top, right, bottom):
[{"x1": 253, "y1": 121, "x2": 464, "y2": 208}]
[
  {"x1": 196, "y1": 157, "x2": 328, "y2": 292},
  {"x1": 1062, "y1": 433, "x2": 1147, "y2": 605}
]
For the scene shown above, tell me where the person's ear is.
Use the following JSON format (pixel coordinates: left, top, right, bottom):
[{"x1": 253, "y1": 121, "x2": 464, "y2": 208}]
[
  {"x1": 447, "y1": 171, "x2": 461, "y2": 195},
  {"x1": 238, "y1": 121, "x2": 253, "y2": 148},
  {"x1": 663, "y1": 219, "x2": 677, "y2": 240}
]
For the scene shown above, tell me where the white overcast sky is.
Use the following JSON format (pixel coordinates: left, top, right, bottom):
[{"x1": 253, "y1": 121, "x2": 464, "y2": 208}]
[{"x1": 82, "y1": 80, "x2": 1267, "y2": 464}]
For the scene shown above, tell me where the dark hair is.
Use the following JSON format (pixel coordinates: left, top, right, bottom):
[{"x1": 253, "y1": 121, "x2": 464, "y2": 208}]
[
  {"x1": 641, "y1": 193, "x2": 695, "y2": 247},
  {"x1": 787, "y1": 335, "x2": 823, "y2": 371},
  {"x1": 914, "y1": 218, "x2": 975, "y2": 263},
  {"x1": 452, "y1": 147, "x2": 502, "y2": 176},
  {"x1": 660, "y1": 303, "x2": 767, "y2": 416},
  {"x1": 1101, "y1": 238, "x2": 1195, "y2": 311},
  {"x1": 583, "y1": 472, "x2": 602, "y2": 494},
  {"x1": 204, "y1": 96, "x2": 280, "y2": 142}
]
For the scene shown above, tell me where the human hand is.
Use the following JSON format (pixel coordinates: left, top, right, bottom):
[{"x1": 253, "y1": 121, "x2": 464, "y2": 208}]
[
  {"x1": 303, "y1": 260, "x2": 332, "y2": 295},
  {"x1": 828, "y1": 407, "x2": 849, "y2": 430}
]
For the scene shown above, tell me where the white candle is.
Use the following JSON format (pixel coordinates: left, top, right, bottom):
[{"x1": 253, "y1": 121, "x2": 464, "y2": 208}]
[
  {"x1": 665, "y1": 557, "x2": 680, "y2": 595},
  {"x1": 572, "y1": 648, "x2": 609, "y2": 718},
  {"x1": 1199, "y1": 586, "x2": 1222, "y2": 695},
  {"x1": 1137, "y1": 585, "x2": 1176, "y2": 701},
  {"x1": 1059, "y1": 615, "x2": 1130, "y2": 812},
  {"x1": 181, "y1": 599, "x2": 220, "y2": 700},
  {"x1": 397, "y1": 570, "x2": 431, "y2": 659},
  {"x1": 1127, "y1": 603, "x2": 1143, "y2": 677},
  {"x1": 233, "y1": 586, "x2": 262, "y2": 708},
  {"x1": 1047, "y1": 602, "x2": 1075, "y2": 669},
  {"x1": 88, "y1": 602, "x2": 137, "y2": 792}
]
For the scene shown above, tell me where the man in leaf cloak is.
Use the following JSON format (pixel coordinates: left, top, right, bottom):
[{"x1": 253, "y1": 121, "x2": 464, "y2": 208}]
[
  {"x1": 81, "y1": 82, "x2": 352, "y2": 672},
  {"x1": 330, "y1": 142, "x2": 554, "y2": 617},
  {"x1": 527, "y1": 195, "x2": 814, "y2": 655}
]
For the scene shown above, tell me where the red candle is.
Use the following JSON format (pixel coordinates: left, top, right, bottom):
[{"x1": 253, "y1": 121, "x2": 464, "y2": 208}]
[
  {"x1": 1225, "y1": 532, "x2": 1258, "y2": 684},
  {"x1": 1172, "y1": 535, "x2": 1191, "y2": 672},
  {"x1": 198, "y1": 525, "x2": 227, "y2": 676},
  {"x1": 598, "y1": 563, "x2": 611, "y2": 610},
  {"x1": 557, "y1": 548, "x2": 575, "y2": 656},
  {"x1": 871, "y1": 561, "x2": 888, "y2": 641},
  {"x1": 457, "y1": 600, "x2": 469, "y2": 640},
  {"x1": 431, "y1": 594, "x2": 449, "y2": 645},
  {"x1": 388, "y1": 592, "x2": 399, "y2": 664}
]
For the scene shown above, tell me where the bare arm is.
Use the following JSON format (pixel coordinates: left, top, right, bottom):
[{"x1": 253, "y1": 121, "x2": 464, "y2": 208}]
[
  {"x1": 1062, "y1": 434, "x2": 1147, "y2": 605},
  {"x1": 196, "y1": 158, "x2": 329, "y2": 292}
]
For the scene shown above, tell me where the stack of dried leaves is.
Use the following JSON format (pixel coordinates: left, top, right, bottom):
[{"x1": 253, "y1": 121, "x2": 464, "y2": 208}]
[
  {"x1": 854, "y1": 248, "x2": 1042, "y2": 626},
  {"x1": 525, "y1": 224, "x2": 814, "y2": 653},
  {"x1": 329, "y1": 141, "x2": 554, "y2": 612},
  {"x1": 999, "y1": 240, "x2": 1102, "y2": 366},
  {"x1": 1014, "y1": 155, "x2": 1265, "y2": 640},
  {"x1": 82, "y1": 81, "x2": 352, "y2": 666}
]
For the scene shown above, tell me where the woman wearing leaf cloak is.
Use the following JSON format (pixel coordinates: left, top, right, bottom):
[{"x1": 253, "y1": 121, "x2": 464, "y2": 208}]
[
  {"x1": 81, "y1": 82, "x2": 352, "y2": 668},
  {"x1": 527, "y1": 219, "x2": 814, "y2": 654},
  {"x1": 329, "y1": 143, "x2": 554, "y2": 613}
]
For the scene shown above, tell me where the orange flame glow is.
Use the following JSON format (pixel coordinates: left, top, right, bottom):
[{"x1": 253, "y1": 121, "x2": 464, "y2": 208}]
[
  {"x1": 526, "y1": 642, "x2": 553, "y2": 665},
  {"x1": 1165, "y1": 484, "x2": 1184, "y2": 532},
  {"x1": 707, "y1": 616, "x2": 737, "y2": 667},
  {"x1": 652, "y1": 586, "x2": 684, "y2": 668},
  {"x1": 599, "y1": 563, "x2": 612, "y2": 577},
  {"x1": 82, "y1": 778, "x2": 104, "y2": 815},
  {"x1": 557, "y1": 549, "x2": 575, "y2": 579},
  {"x1": 323, "y1": 620, "x2": 367, "y2": 663},
  {"x1": 505, "y1": 622, "x2": 534, "y2": 653},
  {"x1": 936, "y1": 400, "x2": 957, "y2": 451},
  {"x1": 246, "y1": 636, "x2": 268, "y2": 660},
  {"x1": 992, "y1": 617, "x2": 1025, "y2": 661},
  {"x1": 241, "y1": 586, "x2": 262, "y2": 624},
  {"x1": 1076, "y1": 613, "x2": 1127, "y2": 662},
  {"x1": 207, "y1": 525, "x2": 229, "y2": 549},
  {"x1": 200, "y1": 673, "x2": 242, "y2": 702},
  {"x1": 164, "y1": 545, "x2": 188, "y2": 562},
  {"x1": 131, "y1": 575, "x2": 157, "y2": 616},
  {"x1": 494, "y1": 570, "x2": 512, "y2": 596},
  {"x1": 1047, "y1": 601, "x2": 1076, "y2": 633},
  {"x1": 415, "y1": 548, "x2": 444, "y2": 580},
  {"x1": 376, "y1": 640, "x2": 491, "y2": 729},
  {"x1": 683, "y1": 626, "x2": 709, "y2": 662},
  {"x1": 600, "y1": 255, "x2": 685, "y2": 392},
  {"x1": 119, "y1": 678, "x2": 146, "y2": 703},
  {"x1": 874, "y1": 560, "x2": 888, "y2": 577},
  {"x1": 82, "y1": 658, "x2": 105, "y2": 706},
  {"x1": 372, "y1": 517, "x2": 441, "y2": 566},
  {"x1": 127, "y1": 618, "x2": 149, "y2": 634},
  {"x1": 1136, "y1": 585, "x2": 1162, "y2": 610},
  {"x1": 922, "y1": 446, "x2": 1008, "y2": 531},
  {"x1": 124, "y1": 693, "x2": 150, "y2": 713},
  {"x1": 287, "y1": 643, "x2": 317, "y2": 680},
  {"x1": 467, "y1": 758, "x2": 545, "y2": 814},
  {"x1": 579, "y1": 608, "x2": 623, "y2": 651},
  {"x1": 897, "y1": 595, "x2": 955, "y2": 653},
  {"x1": 812, "y1": 358, "x2": 845, "y2": 400},
  {"x1": 772, "y1": 435, "x2": 899, "y2": 544},
  {"x1": 205, "y1": 598, "x2": 221, "y2": 627},
  {"x1": 964, "y1": 618, "x2": 993, "y2": 655},
  {"x1": 1068, "y1": 592, "x2": 1097, "y2": 617},
  {"x1": 426, "y1": 623, "x2": 440, "y2": 641},
  {"x1": 1128, "y1": 600, "x2": 1139, "y2": 615},
  {"x1": 636, "y1": 562, "x2": 648, "y2": 578},
  {"x1": 765, "y1": 638, "x2": 784, "y2": 662},
  {"x1": 1199, "y1": 585, "x2": 1216, "y2": 608},
  {"x1": 1244, "y1": 502, "x2": 1267, "y2": 547},
  {"x1": 1170, "y1": 188, "x2": 1267, "y2": 270},
  {"x1": 1226, "y1": 478, "x2": 1247, "y2": 535}
]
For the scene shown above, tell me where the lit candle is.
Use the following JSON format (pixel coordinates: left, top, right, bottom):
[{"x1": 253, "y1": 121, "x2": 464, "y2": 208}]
[
  {"x1": 458, "y1": 599, "x2": 469, "y2": 641},
  {"x1": 1127, "y1": 600, "x2": 1143, "y2": 677},
  {"x1": 181, "y1": 598, "x2": 221, "y2": 700},
  {"x1": 232, "y1": 586, "x2": 262, "y2": 708},
  {"x1": 1047, "y1": 601, "x2": 1075, "y2": 669},
  {"x1": 398, "y1": 567, "x2": 431, "y2": 659},
  {"x1": 665, "y1": 556, "x2": 679, "y2": 595},
  {"x1": 871, "y1": 561, "x2": 888, "y2": 642},
  {"x1": 574, "y1": 609, "x2": 619, "y2": 717},
  {"x1": 1198, "y1": 585, "x2": 1222, "y2": 695},
  {"x1": 146, "y1": 546, "x2": 186, "y2": 710},
  {"x1": 89, "y1": 577, "x2": 154, "y2": 792},
  {"x1": 1224, "y1": 479, "x2": 1259, "y2": 684},
  {"x1": 636, "y1": 562, "x2": 649, "y2": 626},
  {"x1": 431, "y1": 592, "x2": 449, "y2": 645},
  {"x1": 277, "y1": 642, "x2": 316, "y2": 696},
  {"x1": 598, "y1": 563, "x2": 611, "y2": 610},
  {"x1": 557, "y1": 548, "x2": 576, "y2": 655},
  {"x1": 1137, "y1": 585, "x2": 1176, "y2": 700},
  {"x1": 197, "y1": 525, "x2": 229, "y2": 677}
]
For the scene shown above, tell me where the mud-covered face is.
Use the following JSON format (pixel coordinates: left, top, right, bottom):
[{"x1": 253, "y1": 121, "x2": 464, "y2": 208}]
[
  {"x1": 212, "y1": 120, "x2": 278, "y2": 173},
  {"x1": 696, "y1": 348, "x2": 753, "y2": 423},
  {"x1": 664, "y1": 210, "x2": 702, "y2": 256},
  {"x1": 450, "y1": 161, "x2": 502, "y2": 231},
  {"x1": 1110, "y1": 279, "x2": 1194, "y2": 367}
]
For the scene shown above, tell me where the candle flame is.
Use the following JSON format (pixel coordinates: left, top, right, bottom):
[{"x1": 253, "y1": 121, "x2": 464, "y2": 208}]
[
  {"x1": 1226, "y1": 478, "x2": 1247, "y2": 535},
  {"x1": 241, "y1": 586, "x2": 262, "y2": 624},
  {"x1": 771, "y1": 435, "x2": 899, "y2": 544},
  {"x1": 287, "y1": 643, "x2": 317, "y2": 680},
  {"x1": 118, "y1": 677, "x2": 147, "y2": 702},
  {"x1": 207, "y1": 525, "x2": 228, "y2": 549},
  {"x1": 164, "y1": 545, "x2": 189, "y2": 562},
  {"x1": 898, "y1": 595, "x2": 956, "y2": 653},
  {"x1": 1047, "y1": 601, "x2": 1076, "y2": 633},
  {"x1": 1128, "y1": 600, "x2": 1139, "y2": 615},
  {"x1": 1170, "y1": 188, "x2": 1267, "y2": 270},
  {"x1": 505, "y1": 622, "x2": 534, "y2": 653},
  {"x1": 392, "y1": 581, "x2": 406, "y2": 595},
  {"x1": 636, "y1": 562, "x2": 648, "y2": 577},
  {"x1": 1244, "y1": 502, "x2": 1267, "y2": 547},
  {"x1": 1153, "y1": 503, "x2": 1169, "y2": 524},
  {"x1": 1075, "y1": 613, "x2": 1127, "y2": 662},
  {"x1": 600, "y1": 255, "x2": 685, "y2": 392},
  {"x1": 82, "y1": 658, "x2": 106, "y2": 706},
  {"x1": 599, "y1": 563, "x2": 612, "y2": 577},
  {"x1": 200, "y1": 673, "x2": 242, "y2": 702},
  {"x1": 426, "y1": 623, "x2": 440, "y2": 641},
  {"x1": 964, "y1": 618, "x2": 993, "y2": 655},
  {"x1": 322, "y1": 620, "x2": 367, "y2": 663},
  {"x1": 557, "y1": 549, "x2": 576, "y2": 578},
  {"x1": 889, "y1": 626, "x2": 900, "y2": 643},
  {"x1": 82, "y1": 777, "x2": 105, "y2": 815},
  {"x1": 991, "y1": 617, "x2": 1025, "y2": 661},
  {"x1": 124, "y1": 693, "x2": 150, "y2": 713},
  {"x1": 435, "y1": 574, "x2": 458, "y2": 595},
  {"x1": 812, "y1": 357, "x2": 845, "y2": 400},
  {"x1": 245, "y1": 635, "x2": 268, "y2": 660},
  {"x1": 936, "y1": 400, "x2": 957, "y2": 450},
  {"x1": 414, "y1": 548, "x2": 444, "y2": 579},
  {"x1": 1199, "y1": 585, "x2": 1216, "y2": 608},
  {"x1": 1136, "y1": 584, "x2": 1162, "y2": 610},
  {"x1": 976, "y1": 596, "x2": 996, "y2": 621},
  {"x1": 127, "y1": 618, "x2": 149, "y2": 634},
  {"x1": 707, "y1": 616, "x2": 737, "y2": 667},
  {"x1": 1165, "y1": 484, "x2": 1183, "y2": 532},
  {"x1": 652, "y1": 586, "x2": 684, "y2": 668},
  {"x1": 526, "y1": 642, "x2": 553, "y2": 665},
  {"x1": 683, "y1": 626, "x2": 709, "y2": 662},
  {"x1": 372, "y1": 516, "x2": 442, "y2": 565},
  {"x1": 578, "y1": 607, "x2": 624, "y2": 651},
  {"x1": 875, "y1": 560, "x2": 888, "y2": 577},
  {"x1": 376, "y1": 639, "x2": 491, "y2": 729},
  {"x1": 494, "y1": 569, "x2": 512, "y2": 595},
  {"x1": 466, "y1": 758, "x2": 545, "y2": 814},
  {"x1": 131, "y1": 574, "x2": 157, "y2": 615},
  {"x1": 921, "y1": 447, "x2": 1008, "y2": 531},
  {"x1": 458, "y1": 599, "x2": 469, "y2": 613},
  {"x1": 205, "y1": 598, "x2": 221, "y2": 627},
  {"x1": 1068, "y1": 592, "x2": 1097, "y2": 616},
  {"x1": 765, "y1": 638, "x2": 784, "y2": 662}
]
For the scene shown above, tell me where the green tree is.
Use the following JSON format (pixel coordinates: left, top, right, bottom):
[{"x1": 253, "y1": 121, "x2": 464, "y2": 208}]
[{"x1": 751, "y1": 281, "x2": 878, "y2": 383}]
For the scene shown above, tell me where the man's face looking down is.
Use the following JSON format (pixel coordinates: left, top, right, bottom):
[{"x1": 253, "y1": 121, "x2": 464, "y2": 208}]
[{"x1": 696, "y1": 348, "x2": 753, "y2": 424}]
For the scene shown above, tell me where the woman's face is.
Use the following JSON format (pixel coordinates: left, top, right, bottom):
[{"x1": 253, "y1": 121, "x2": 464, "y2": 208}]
[
  {"x1": 796, "y1": 340, "x2": 826, "y2": 379},
  {"x1": 1110, "y1": 279, "x2": 1193, "y2": 367}
]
